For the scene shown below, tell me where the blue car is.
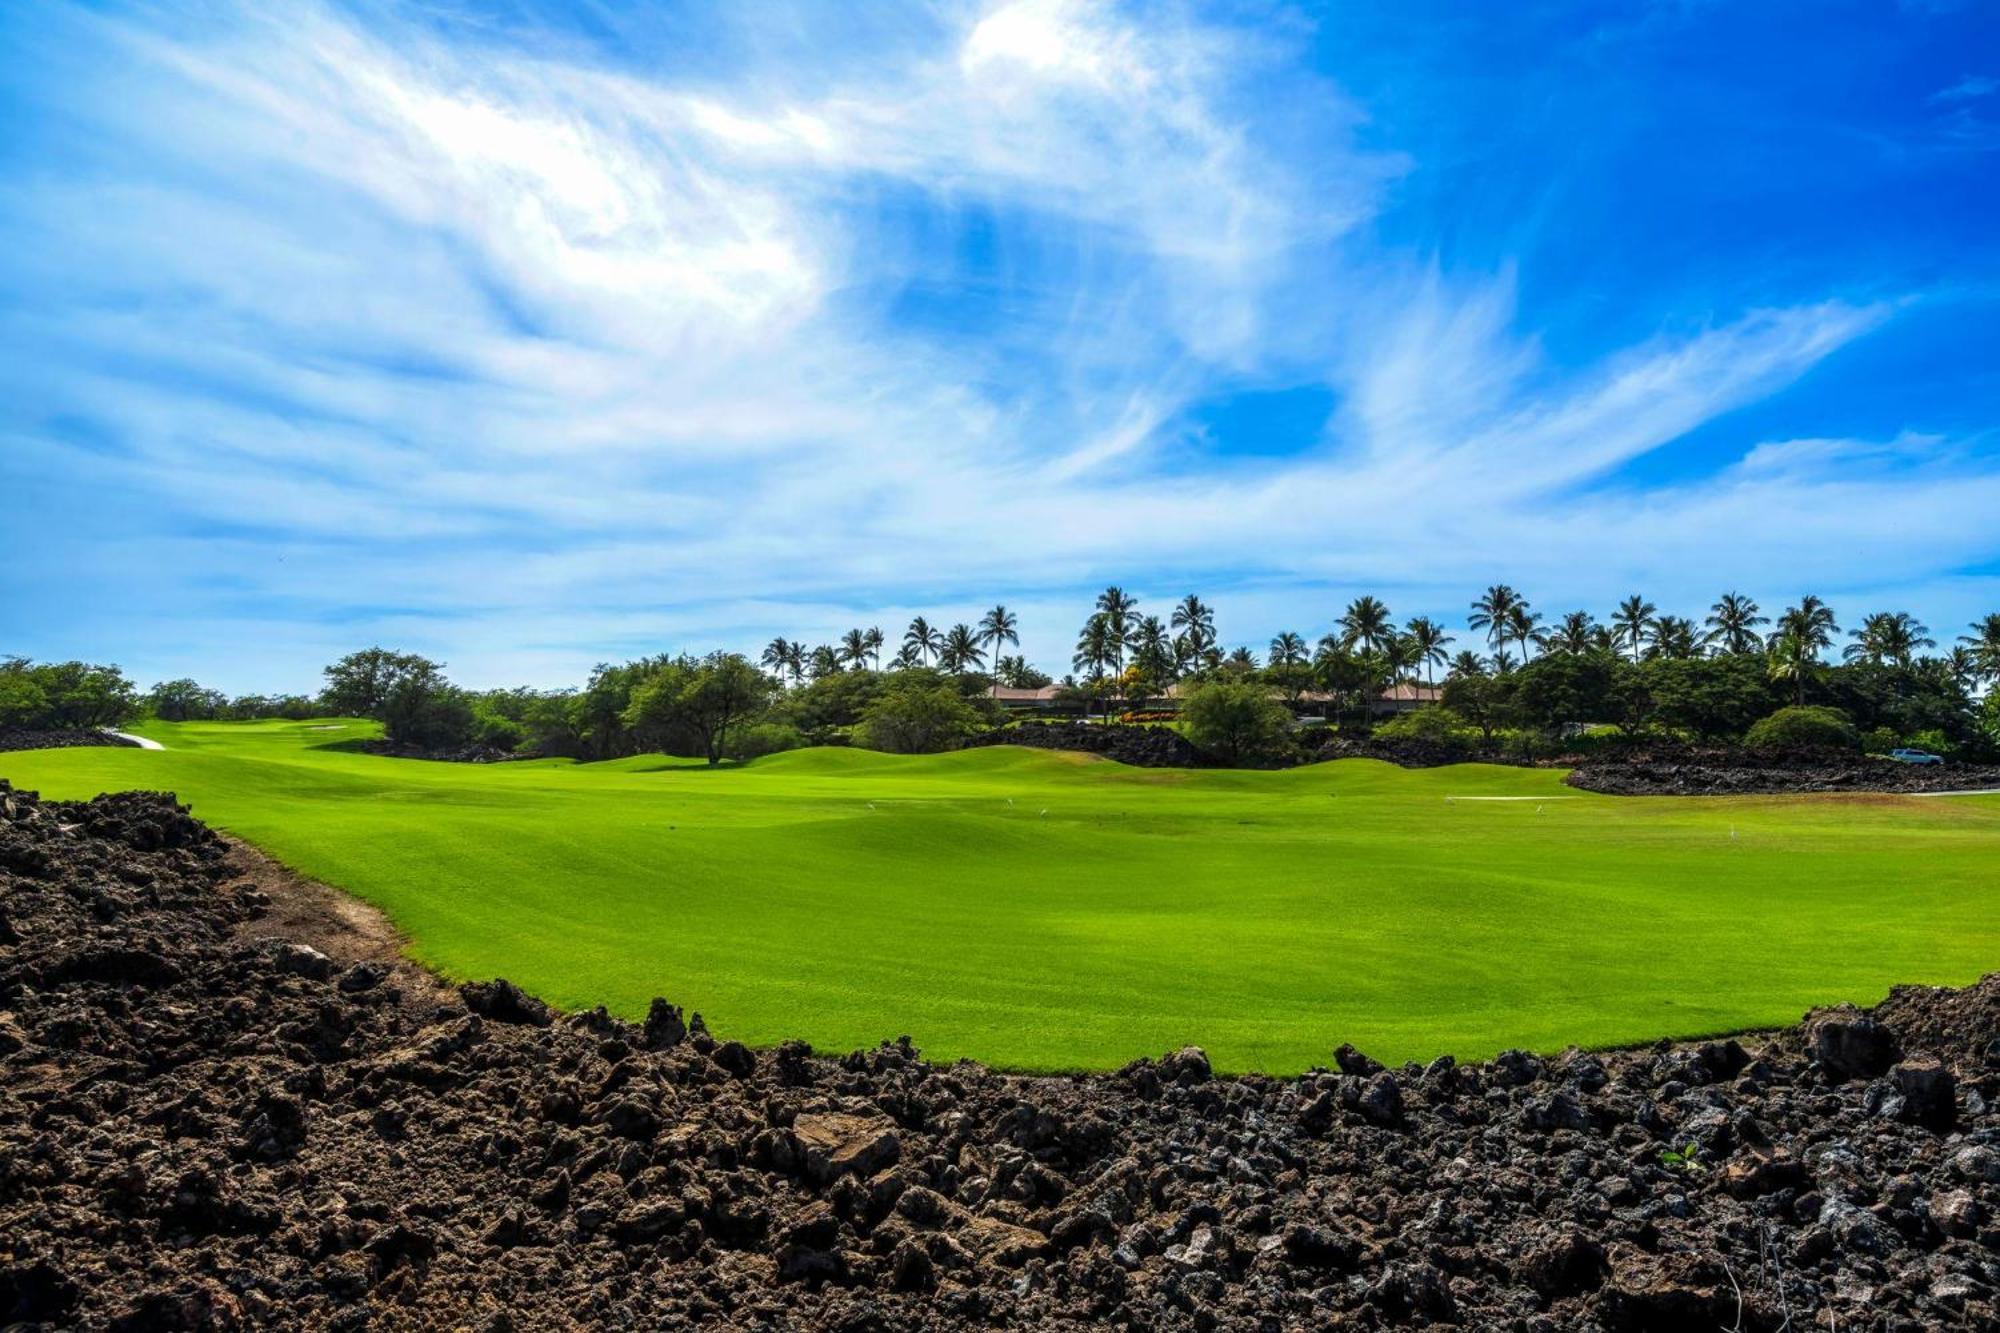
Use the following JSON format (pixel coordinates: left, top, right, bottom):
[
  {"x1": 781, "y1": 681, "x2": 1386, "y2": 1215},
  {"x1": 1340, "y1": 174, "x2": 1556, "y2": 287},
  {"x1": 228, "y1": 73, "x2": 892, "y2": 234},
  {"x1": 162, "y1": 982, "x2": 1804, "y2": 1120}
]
[{"x1": 1888, "y1": 748, "x2": 1943, "y2": 766}]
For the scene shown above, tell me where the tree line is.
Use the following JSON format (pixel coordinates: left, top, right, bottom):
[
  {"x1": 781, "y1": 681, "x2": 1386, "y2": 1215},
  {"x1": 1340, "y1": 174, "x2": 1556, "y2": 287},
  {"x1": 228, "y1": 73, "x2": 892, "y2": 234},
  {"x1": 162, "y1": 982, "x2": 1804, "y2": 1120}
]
[{"x1": 6, "y1": 587, "x2": 1996, "y2": 761}]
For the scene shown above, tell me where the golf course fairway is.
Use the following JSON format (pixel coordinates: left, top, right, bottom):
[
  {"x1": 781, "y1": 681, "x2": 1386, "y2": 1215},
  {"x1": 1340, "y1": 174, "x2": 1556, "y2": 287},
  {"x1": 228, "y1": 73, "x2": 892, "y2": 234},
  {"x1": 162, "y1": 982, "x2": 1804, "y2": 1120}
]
[{"x1": 4, "y1": 719, "x2": 1995, "y2": 1074}]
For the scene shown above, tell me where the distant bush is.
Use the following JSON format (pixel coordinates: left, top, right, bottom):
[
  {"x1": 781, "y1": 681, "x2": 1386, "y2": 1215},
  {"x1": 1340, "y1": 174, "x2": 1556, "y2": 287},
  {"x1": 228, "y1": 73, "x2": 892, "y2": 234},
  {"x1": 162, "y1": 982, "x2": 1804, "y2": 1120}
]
[
  {"x1": 723, "y1": 721, "x2": 804, "y2": 761},
  {"x1": 1372, "y1": 706, "x2": 1475, "y2": 751},
  {"x1": 1906, "y1": 728, "x2": 1955, "y2": 759},
  {"x1": 1862, "y1": 726, "x2": 1900, "y2": 755},
  {"x1": 470, "y1": 710, "x2": 528, "y2": 753},
  {"x1": 1180, "y1": 679, "x2": 1293, "y2": 765},
  {"x1": 1745, "y1": 706, "x2": 1860, "y2": 752},
  {"x1": 854, "y1": 679, "x2": 983, "y2": 754}
]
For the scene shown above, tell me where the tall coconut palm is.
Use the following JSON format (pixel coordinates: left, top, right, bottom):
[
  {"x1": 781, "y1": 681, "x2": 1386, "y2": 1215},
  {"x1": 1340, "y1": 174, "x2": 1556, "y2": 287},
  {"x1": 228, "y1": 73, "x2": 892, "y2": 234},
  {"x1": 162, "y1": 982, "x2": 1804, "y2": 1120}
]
[
  {"x1": 1089, "y1": 587, "x2": 1137, "y2": 671},
  {"x1": 1946, "y1": 646, "x2": 1982, "y2": 694},
  {"x1": 807, "y1": 644, "x2": 843, "y2": 680},
  {"x1": 1402, "y1": 617, "x2": 1452, "y2": 689},
  {"x1": 1268, "y1": 631, "x2": 1308, "y2": 667},
  {"x1": 1959, "y1": 613, "x2": 2000, "y2": 682},
  {"x1": 1645, "y1": 615, "x2": 1701, "y2": 660},
  {"x1": 1704, "y1": 592, "x2": 1768, "y2": 655},
  {"x1": 1072, "y1": 614, "x2": 1120, "y2": 721},
  {"x1": 840, "y1": 628, "x2": 870, "y2": 671},
  {"x1": 1611, "y1": 595, "x2": 1656, "y2": 661},
  {"x1": 940, "y1": 623, "x2": 985, "y2": 673},
  {"x1": 1337, "y1": 595, "x2": 1393, "y2": 653},
  {"x1": 760, "y1": 637, "x2": 795, "y2": 683},
  {"x1": 1776, "y1": 596, "x2": 1839, "y2": 659},
  {"x1": 1844, "y1": 611, "x2": 1933, "y2": 667},
  {"x1": 863, "y1": 626, "x2": 884, "y2": 669},
  {"x1": 977, "y1": 605, "x2": 1019, "y2": 688},
  {"x1": 1225, "y1": 646, "x2": 1258, "y2": 671},
  {"x1": 902, "y1": 616, "x2": 942, "y2": 667},
  {"x1": 1537, "y1": 611, "x2": 1600, "y2": 657},
  {"x1": 1766, "y1": 632, "x2": 1817, "y2": 706},
  {"x1": 1170, "y1": 594, "x2": 1215, "y2": 665},
  {"x1": 890, "y1": 642, "x2": 922, "y2": 671},
  {"x1": 1468, "y1": 585, "x2": 1523, "y2": 655},
  {"x1": 1447, "y1": 650, "x2": 1489, "y2": 679},
  {"x1": 1506, "y1": 603, "x2": 1543, "y2": 663}
]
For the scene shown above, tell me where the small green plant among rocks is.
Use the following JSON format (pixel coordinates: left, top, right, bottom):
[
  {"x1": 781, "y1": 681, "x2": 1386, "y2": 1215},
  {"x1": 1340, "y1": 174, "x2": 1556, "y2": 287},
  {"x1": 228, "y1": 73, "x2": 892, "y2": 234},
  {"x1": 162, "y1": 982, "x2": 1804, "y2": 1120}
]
[{"x1": 1660, "y1": 1141, "x2": 1705, "y2": 1173}]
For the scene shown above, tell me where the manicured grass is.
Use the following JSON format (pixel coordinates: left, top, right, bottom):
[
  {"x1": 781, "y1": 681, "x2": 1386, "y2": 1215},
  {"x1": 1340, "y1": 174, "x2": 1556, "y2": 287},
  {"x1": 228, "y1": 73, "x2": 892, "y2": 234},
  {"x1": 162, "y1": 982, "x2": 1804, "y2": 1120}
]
[{"x1": 5, "y1": 720, "x2": 1996, "y2": 1073}]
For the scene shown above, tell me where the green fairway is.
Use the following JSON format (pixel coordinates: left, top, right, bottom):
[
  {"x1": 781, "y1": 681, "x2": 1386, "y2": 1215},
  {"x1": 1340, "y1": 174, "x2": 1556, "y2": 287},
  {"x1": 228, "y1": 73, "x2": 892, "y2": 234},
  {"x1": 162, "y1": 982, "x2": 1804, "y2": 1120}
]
[{"x1": 4, "y1": 720, "x2": 1995, "y2": 1073}]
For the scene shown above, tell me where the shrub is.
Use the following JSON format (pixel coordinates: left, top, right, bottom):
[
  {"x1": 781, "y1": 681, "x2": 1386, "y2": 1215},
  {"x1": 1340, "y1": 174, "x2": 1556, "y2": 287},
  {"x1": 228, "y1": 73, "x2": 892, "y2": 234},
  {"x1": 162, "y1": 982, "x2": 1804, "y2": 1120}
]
[
  {"x1": 1180, "y1": 679, "x2": 1293, "y2": 765},
  {"x1": 1372, "y1": 706, "x2": 1475, "y2": 750},
  {"x1": 1906, "y1": 728, "x2": 1955, "y2": 759},
  {"x1": 1744, "y1": 705, "x2": 1860, "y2": 753},
  {"x1": 854, "y1": 681, "x2": 983, "y2": 754},
  {"x1": 381, "y1": 675, "x2": 476, "y2": 750},
  {"x1": 470, "y1": 710, "x2": 528, "y2": 753},
  {"x1": 1862, "y1": 726, "x2": 1899, "y2": 755},
  {"x1": 723, "y1": 721, "x2": 804, "y2": 761}
]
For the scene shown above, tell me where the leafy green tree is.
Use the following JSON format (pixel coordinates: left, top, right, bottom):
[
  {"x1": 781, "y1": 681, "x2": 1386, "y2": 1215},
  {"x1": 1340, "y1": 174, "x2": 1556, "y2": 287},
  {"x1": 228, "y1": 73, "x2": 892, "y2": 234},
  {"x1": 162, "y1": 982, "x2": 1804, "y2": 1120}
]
[
  {"x1": 623, "y1": 653, "x2": 772, "y2": 766},
  {"x1": 1508, "y1": 651, "x2": 1618, "y2": 735},
  {"x1": 377, "y1": 659, "x2": 475, "y2": 749},
  {"x1": 1179, "y1": 678, "x2": 1293, "y2": 764},
  {"x1": 854, "y1": 675, "x2": 984, "y2": 753},
  {"x1": 146, "y1": 678, "x2": 228, "y2": 722},
  {"x1": 0, "y1": 658, "x2": 141, "y2": 730},
  {"x1": 1642, "y1": 655, "x2": 1778, "y2": 739},
  {"x1": 320, "y1": 648, "x2": 440, "y2": 718},
  {"x1": 1440, "y1": 670, "x2": 1511, "y2": 741}
]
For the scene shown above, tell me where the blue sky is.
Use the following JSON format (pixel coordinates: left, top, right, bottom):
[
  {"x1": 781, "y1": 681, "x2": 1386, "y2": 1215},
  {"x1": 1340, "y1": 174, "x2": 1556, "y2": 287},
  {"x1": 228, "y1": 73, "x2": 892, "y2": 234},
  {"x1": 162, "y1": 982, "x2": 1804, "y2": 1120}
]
[{"x1": 2, "y1": 0, "x2": 1996, "y2": 691}]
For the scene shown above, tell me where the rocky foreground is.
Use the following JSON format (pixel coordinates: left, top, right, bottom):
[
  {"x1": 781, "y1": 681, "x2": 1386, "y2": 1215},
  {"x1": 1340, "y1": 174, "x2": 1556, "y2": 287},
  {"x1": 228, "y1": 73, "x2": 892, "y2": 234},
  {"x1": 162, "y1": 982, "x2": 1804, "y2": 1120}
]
[
  {"x1": 1, "y1": 780, "x2": 1995, "y2": 1331},
  {"x1": 1566, "y1": 747, "x2": 2000, "y2": 797}
]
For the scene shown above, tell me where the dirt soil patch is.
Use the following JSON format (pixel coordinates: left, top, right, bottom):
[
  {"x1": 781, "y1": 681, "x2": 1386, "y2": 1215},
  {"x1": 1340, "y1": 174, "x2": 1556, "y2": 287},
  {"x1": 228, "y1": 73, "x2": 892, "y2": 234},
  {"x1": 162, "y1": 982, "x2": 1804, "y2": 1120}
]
[{"x1": 1, "y1": 777, "x2": 1995, "y2": 1330}]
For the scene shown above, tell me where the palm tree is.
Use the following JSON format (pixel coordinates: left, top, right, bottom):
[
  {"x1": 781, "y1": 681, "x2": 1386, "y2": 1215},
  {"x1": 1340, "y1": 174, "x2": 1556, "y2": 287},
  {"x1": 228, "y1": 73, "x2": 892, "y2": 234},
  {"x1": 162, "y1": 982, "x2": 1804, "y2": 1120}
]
[
  {"x1": 1537, "y1": 611, "x2": 1600, "y2": 656},
  {"x1": 1959, "y1": 613, "x2": 2000, "y2": 682},
  {"x1": 1468, "y1": 585, "x2": 1523, "y2": 655},
  {"x1": 1704, "y1": 592, "x2": 1768, "y2": 655},
  {"x1": 1092, "y1": 587, "x2": 1139, "y2": 670},
  {"x1": 1776, "y1": 595, "x2": 1838, "y2": 653},
  {"x1": 1766, "y1": 631, "x2": 1817, "y2": 706},
  {"x1": 1946, "y1": 645, "x2": 1982, "y2": 695},
  {"x1": 1402, "y1": 617, "x2": 1452, "y2": 689},
  {"x1": 977, "y1": 605, "x2": 1019, "y2": 691},
  {"x1": 1268, "y1": 631, "x2": 1308, "y2": 667},
  {"x1": 760, "y1": 637, "x2": 794, "y2": 683},
  {"x1": 890, "y1": 642, "x2": 922, "y2": 671},
  {"x1": 1170, "y1": 594, "x2": 1215, "y2": 667},
  {"x1": 807, "y1": 644, "x2": 842, "y2": 679},
  {"x1": 1844, "y1": 611, "x2": 1933, "y2": 667},
  {"x1": 840, "y1": 628, "x2": 870, "y2": 671},
  {"x1": 940, "y1": 623, "x2": 985, "y2": 673},
  {"x1": 1337, "y1": 596, "x2": 1393, "y2": 653},
  {"x1": 1224, "y1": 646, "x2": 1258, "y2": 671},
  {"x1": 1072, "y1": 614, "x2": 1120, "y2": 721},
  {"x1": 1645, "y1": 615, "x2": 1701, "y2": 660},
  {"x1": 902, "y1": 616, "x2": 942, "y2": 667},
  {"x1": 1506, "y1": 603, "x2": 1543, "y2": 663},
  {"x1": 1447, "y1": 650, "x2": 1489, "y2": 679},
  {"x1": 1611, "y1": 595, "x2": 1656, "y2": 661},
  {"x1": 863, "y1": 626, "x2": 884, "y2": 669}
]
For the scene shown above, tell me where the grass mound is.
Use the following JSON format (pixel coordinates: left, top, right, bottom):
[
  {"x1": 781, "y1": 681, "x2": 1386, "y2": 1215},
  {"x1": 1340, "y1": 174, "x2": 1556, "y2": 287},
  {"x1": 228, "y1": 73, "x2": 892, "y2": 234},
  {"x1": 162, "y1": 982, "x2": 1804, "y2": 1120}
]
[{"x1": 3, "y1": 718, "x2": 1994, "y2": 1073}]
